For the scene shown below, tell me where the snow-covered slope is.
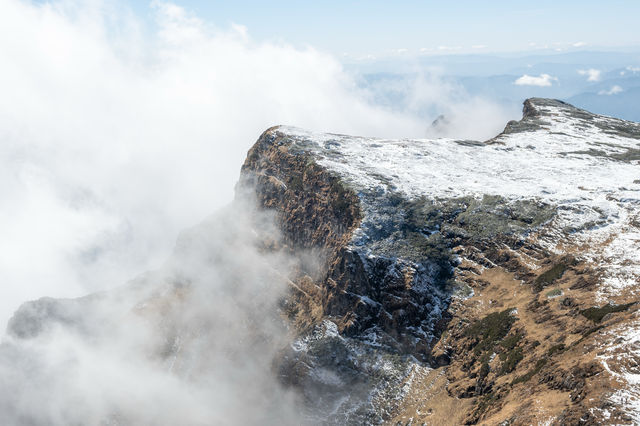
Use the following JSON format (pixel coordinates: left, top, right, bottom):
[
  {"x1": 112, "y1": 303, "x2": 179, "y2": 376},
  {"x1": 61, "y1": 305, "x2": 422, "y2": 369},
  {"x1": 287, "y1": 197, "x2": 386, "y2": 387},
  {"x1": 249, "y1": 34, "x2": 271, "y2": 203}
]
[{"x1": 277, "y1": 98, "x2": 640, "y2": 296}]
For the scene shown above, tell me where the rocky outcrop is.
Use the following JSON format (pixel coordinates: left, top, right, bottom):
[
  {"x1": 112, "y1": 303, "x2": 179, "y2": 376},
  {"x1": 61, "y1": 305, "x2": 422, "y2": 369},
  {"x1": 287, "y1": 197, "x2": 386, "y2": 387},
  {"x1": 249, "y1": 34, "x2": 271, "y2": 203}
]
[{"x1": 239, "y1": 127, "x2": 458, "y2": 358}]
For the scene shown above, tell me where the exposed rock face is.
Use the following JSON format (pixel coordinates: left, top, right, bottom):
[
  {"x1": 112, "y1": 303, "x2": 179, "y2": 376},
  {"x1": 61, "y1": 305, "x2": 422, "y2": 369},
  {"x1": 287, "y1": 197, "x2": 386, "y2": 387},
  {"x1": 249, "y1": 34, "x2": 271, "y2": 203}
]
[
  {"x1": 239, "y1": 127, "x2": 457, "y2": 357},
  {"x1": 4, "y1": 98, "x2": 640, "y2": 425}
]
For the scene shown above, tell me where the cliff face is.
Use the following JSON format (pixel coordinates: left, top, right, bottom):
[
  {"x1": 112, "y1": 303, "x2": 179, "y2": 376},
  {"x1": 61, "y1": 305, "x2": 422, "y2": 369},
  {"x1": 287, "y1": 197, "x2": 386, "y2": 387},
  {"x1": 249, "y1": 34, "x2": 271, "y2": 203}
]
[
  {"x1": 239, "y1": 126, "x2": 456, "y2": 355},
  {"x1": 4, "y1": 98, "x2": 640, "y2": 425}
]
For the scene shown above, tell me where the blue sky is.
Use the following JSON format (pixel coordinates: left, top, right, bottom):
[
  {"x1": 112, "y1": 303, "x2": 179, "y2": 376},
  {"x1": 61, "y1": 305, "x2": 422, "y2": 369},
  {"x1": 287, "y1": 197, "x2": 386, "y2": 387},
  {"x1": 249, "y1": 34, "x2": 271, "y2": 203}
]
[{"x1": 125, "y1": 0, "x2": 640, "y2": 57}]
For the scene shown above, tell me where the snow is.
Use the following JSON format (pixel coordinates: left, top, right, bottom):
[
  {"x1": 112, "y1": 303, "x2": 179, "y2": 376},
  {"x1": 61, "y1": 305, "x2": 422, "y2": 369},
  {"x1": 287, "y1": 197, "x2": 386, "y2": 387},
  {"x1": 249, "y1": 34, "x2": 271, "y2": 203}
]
[
  {"x1": 597, "y1": 317, "x2": 640, "y2": 423},
  {"x1": 279, "y1": 101, "x2": 640, "y2": 296}
]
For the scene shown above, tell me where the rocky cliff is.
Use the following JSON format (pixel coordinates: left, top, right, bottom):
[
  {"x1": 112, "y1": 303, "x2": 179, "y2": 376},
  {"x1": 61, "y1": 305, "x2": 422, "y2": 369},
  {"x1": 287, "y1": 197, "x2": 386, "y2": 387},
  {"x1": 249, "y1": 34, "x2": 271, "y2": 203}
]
[{"x1": 4, "y1": 98, "x2": 640, "y2": 425}]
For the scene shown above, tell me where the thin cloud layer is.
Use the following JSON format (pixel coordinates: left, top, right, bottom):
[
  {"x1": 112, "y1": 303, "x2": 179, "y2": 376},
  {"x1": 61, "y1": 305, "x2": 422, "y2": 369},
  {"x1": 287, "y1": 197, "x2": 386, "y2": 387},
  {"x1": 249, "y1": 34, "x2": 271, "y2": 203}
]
[
  {"x1": 599, "y1": 85, "x2": 623, "y2": 95},
  {"x1": 578, "y1": 68, "x2": 602, "y2": 82}
]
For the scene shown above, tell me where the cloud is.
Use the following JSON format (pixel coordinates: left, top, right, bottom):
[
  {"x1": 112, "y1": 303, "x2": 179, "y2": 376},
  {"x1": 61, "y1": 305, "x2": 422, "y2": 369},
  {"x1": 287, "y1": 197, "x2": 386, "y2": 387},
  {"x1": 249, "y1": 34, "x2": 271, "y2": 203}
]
[
  {"x1": 599, "y1": 85, "x2": 623, "y2": 95},
  {"x1": 437, "y1": 45, "x2": 462, "y2": 51},
  {"x1": 621, "y1": 66, "x2": 640, "y2": 76},
  {"x1": 514, "y1": 73, "x2": 558, "y2": 87},
  {"x1": 573, "y1": 41, "x2": 587, "y2": 47},
  {"x1": 0, "y1": 196, "x2": 305, "y2": 424},
  {"x1": 0, "y1": 0, "x2": 434, "y2": 328},
  {"x1": 578, "y1": 68, "x2": 601, "y2": 82},
  {"x1": 362, "y1": 70, "x2": 517, "y2": 140},
  {"x1": 472, "y1": 44, "x2": 487, "y2": 49}
]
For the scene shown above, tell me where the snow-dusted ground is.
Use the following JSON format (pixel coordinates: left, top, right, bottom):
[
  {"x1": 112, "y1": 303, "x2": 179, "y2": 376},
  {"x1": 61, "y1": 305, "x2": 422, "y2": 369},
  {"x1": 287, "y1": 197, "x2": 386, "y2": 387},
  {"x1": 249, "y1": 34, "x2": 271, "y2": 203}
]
[
  {"x1": 280, "y1": 99, "x2": 640, "y2": 296},
  {"x1": 597, "y1": 315, "x2": 640, "y2": 423}
]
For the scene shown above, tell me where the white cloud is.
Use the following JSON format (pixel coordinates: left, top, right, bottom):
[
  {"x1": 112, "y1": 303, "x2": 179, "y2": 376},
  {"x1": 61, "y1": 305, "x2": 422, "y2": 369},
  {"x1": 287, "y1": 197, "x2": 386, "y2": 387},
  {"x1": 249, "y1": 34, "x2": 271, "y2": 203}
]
[
  {"x1": 377, "y1": 71, "x2": 517, "y2": 140},
  {"x1": 621, "y1": 66, "x2": 640, "y2": 76},
  {"x1": 0, "y1": 0, "x2": 430, "y2": 328},
  {"x1": 514, "y1": 73, "x2": 558, "y2": 87},
  {"x1": 356, "y1": 53, "x2": 376, "y2": 60},
  {"x1": 599, "y1": 85, "x2": 623, "y2": 95},
  {"x1": 578, "y1": 68, "x2": 601, "y2": 82},
  {"x1": 0, "y1": 196, "x2": 304, "y2": 424},
  {"x1": 573, "y1": 41, "x2": 587, "y2": 47},
  {"x1": 437, "y1": 45, "x2": 462, "y2": 51},
  {"x1": 472, "y1": 44, "x2": 487, "y2": 49}
]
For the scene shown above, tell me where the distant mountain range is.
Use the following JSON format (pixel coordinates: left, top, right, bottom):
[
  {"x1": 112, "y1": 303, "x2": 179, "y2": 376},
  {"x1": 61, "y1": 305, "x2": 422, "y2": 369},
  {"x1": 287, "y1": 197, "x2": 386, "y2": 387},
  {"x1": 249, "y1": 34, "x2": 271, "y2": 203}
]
[{"x1": 349, "y1": 50, "x2": 640, "y2": 122}]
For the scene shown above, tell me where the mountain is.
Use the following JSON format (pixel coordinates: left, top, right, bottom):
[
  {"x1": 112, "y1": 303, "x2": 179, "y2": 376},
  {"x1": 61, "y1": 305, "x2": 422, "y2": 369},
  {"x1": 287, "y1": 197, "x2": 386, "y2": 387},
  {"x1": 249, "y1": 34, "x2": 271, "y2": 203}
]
[
  {"x1": 567, "y1": 86, "x2": 640, "y2": 122},
  {"x1": 3, "y1": 98, "x2": 640, "y2": 425}
]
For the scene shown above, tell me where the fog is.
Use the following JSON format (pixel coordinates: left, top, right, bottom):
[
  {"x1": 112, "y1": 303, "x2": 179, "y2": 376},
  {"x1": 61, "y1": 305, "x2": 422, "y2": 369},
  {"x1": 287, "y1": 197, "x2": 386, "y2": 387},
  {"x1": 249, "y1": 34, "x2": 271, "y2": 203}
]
[
  {"x1": 0, "y1": 0, "x2": 426, "y2": 327},
  {"x1": 0, "y1": 0, "x2": 513, "y2": 423},
  {"x1": 0, "y1": 195, "x2": 305, "y2": 424}
]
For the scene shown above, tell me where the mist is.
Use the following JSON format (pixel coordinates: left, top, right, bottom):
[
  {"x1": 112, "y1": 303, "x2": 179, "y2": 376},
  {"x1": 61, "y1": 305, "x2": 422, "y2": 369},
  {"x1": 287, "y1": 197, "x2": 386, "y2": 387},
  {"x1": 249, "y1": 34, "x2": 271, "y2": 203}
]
[
  {"x1": 0, "y1": 0, "x2": 514, "y2": 423},
  {"x1": 2, "y1": 0, "x2": 420, "y2": 327},
  {"x1": 0, "y1": 194, "x2": 306, "y2": 424}
]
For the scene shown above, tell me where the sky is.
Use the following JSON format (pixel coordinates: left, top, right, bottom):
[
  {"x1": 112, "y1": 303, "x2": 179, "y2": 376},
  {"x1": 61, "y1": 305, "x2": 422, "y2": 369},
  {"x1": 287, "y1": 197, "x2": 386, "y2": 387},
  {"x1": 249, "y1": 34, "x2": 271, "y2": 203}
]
[{"x1": 122, "y1": 0, "x2": 640, "y2": 58}]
